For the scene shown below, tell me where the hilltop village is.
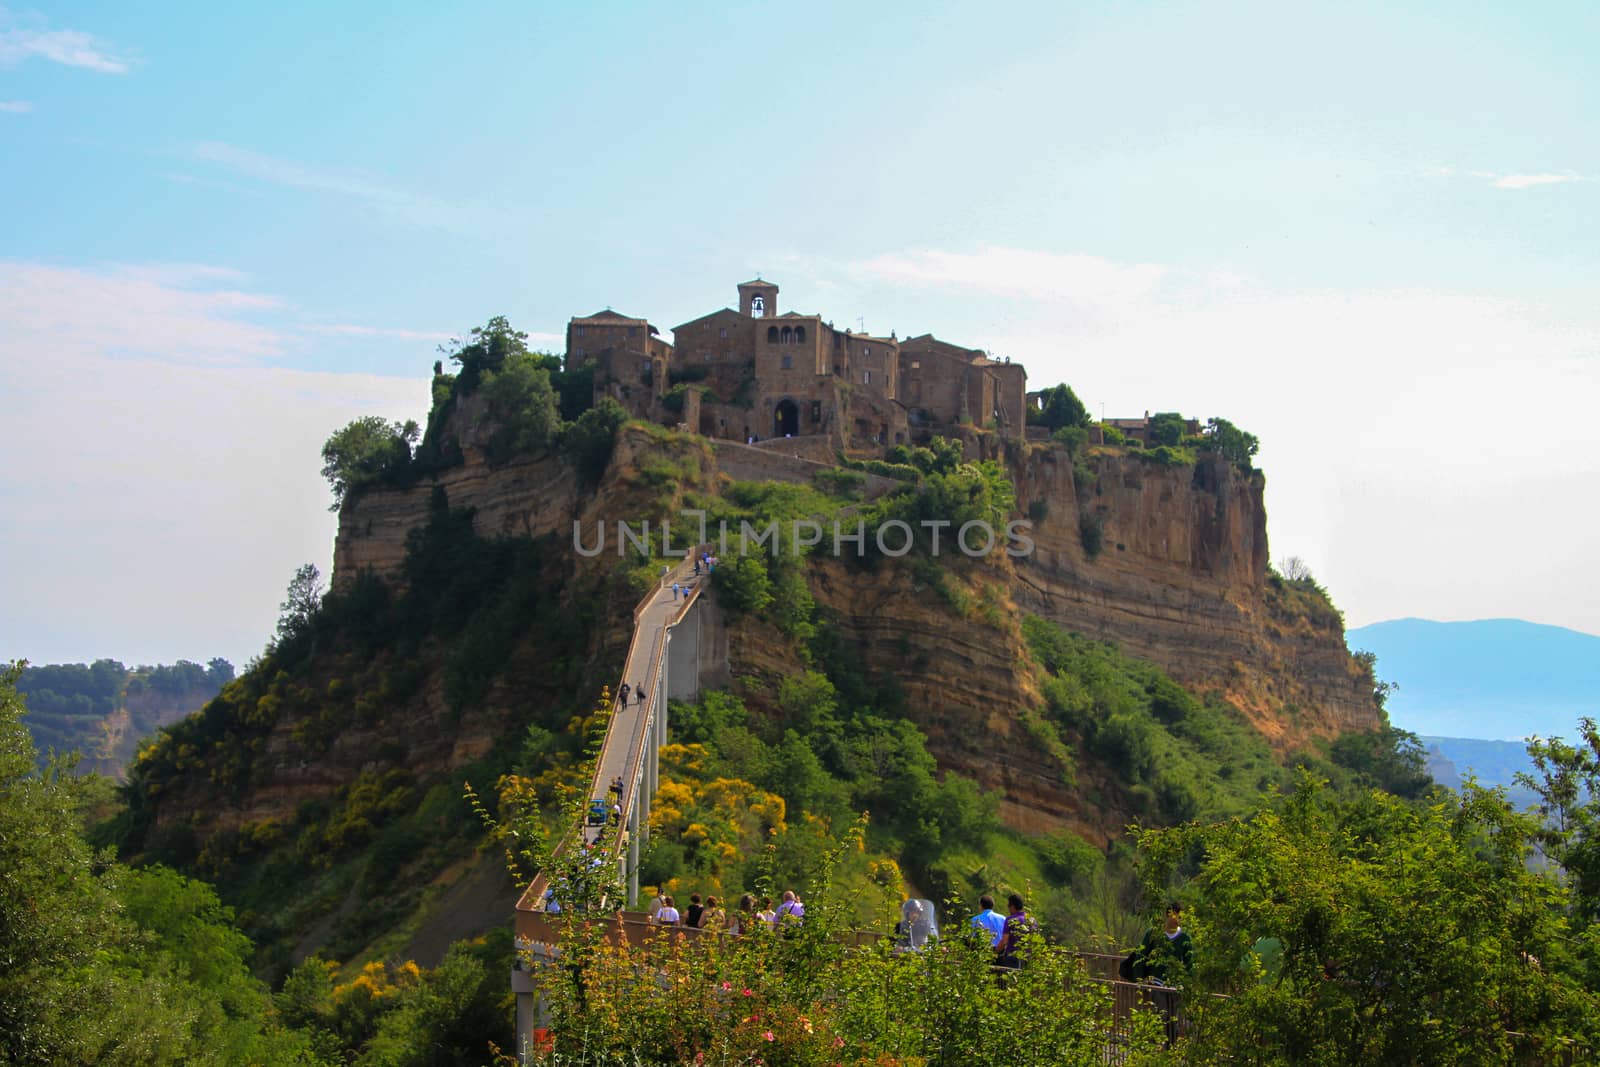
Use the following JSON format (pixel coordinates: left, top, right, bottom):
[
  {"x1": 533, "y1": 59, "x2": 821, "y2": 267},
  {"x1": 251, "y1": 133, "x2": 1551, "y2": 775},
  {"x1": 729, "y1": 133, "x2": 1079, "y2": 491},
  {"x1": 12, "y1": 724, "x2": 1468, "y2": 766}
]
[{"x1": 566, "y1": 279, "x2": 1030, "y2": 451}]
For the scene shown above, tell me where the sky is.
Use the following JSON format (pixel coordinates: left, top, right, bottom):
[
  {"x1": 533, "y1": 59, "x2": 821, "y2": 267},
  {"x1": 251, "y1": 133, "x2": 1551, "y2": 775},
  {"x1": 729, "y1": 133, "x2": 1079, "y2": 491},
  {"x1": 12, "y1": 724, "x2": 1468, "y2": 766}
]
[{"x1": 2, "y1": 0, "x2": 1597, "y2": 669}]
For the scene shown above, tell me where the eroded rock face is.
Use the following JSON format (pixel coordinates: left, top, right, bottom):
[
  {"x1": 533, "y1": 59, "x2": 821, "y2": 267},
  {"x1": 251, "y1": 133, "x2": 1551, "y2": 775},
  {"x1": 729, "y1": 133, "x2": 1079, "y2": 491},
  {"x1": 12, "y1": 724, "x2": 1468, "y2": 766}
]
[
  {"x1": 1009, "y1": 449, "x2": 1375, "y2": 747},
  {"x1": 234, "y1": 418, "x2": 1375, "y2": 850}
]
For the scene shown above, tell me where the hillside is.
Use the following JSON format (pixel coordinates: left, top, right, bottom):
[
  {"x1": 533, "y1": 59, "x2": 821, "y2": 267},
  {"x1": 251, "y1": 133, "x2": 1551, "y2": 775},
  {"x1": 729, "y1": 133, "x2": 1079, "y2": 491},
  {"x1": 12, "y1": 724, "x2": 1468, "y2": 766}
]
[
  {"x1": 1347, "y1": 618, "x2": 1600, "y2": 740},
  {"x1": 110, "y1": 340, "x2": 1397, "y2": 977}
]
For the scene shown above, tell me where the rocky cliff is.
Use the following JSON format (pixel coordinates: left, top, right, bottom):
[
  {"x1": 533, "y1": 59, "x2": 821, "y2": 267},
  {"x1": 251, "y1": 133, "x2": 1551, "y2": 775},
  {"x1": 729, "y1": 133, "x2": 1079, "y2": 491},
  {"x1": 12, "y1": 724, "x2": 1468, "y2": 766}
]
[{"x1": 1010, "y1": 447, "x2": 1375, "y2": 747}]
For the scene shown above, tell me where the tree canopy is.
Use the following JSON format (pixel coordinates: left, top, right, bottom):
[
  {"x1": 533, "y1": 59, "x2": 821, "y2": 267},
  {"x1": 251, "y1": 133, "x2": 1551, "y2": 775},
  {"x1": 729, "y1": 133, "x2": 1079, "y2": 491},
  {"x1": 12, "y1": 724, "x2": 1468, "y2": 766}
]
[
  {"x1": 1030, "y1": 383, "x2": 1092, "y2": 431},
  {"x1": 319, "y1": 416, "x2": 419, "y2": 511},
  {"x1": 1134, "y1": 776, "x2": 1600, "y2": 1065}
]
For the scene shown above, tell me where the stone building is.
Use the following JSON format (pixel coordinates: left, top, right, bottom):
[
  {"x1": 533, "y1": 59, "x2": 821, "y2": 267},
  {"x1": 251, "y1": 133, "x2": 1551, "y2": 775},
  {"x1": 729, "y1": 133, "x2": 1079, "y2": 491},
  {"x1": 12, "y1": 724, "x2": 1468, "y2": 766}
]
[
  {"x1": 567, "y1": 279, "x2": 1028, "y2": 449},
  {"x1": 565, "y1": 309, "x2": 671, "y2": 418}
]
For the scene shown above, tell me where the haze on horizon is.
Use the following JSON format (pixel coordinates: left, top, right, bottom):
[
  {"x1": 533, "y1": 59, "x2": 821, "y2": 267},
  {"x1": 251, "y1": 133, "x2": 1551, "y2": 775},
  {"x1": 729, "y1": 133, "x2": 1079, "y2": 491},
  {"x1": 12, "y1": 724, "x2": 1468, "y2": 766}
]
[{"x1": 2, "y1": 1, "x2": 1597, "y2": 669}]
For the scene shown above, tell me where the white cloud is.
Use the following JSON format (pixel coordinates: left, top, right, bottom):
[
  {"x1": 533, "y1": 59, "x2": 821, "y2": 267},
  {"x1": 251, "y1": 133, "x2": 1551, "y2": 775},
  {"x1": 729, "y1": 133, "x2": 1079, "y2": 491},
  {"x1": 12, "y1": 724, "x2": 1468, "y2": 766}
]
[
  {"x1": 192, "y1": 141, "x2": 468, "y2": 230},
  {"x1": 854, "y1": 246, "x2": 1170, "y2": 326},
  {"x1": 0, "y1": 98, "x2": 31, "y2": 112},
  {"x1": 309, "y1": 324, "x2": 456, "y2": 343},
  {"x1": 839, "y1": 246, "x2": 1600, "y2": 635},
  {"x1": 0, "y1": 19, "x2": 132, "y2": 73},
  {"x1": 0, "y1": 261, "x2": 282, "y2": 364},
  {"x1": 1491, "y1": 172, "x2": 1586, "y2": 190},
  {"x1": 0, "y1": 262, "x2": 427, "y2": 668}
]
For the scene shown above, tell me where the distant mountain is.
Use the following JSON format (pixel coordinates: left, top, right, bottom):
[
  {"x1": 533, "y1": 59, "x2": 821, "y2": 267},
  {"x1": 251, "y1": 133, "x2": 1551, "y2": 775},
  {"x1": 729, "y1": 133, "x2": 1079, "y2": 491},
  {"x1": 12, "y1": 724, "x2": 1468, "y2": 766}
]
[
  {"x1": 1420, "y1": 736, "x2": 1542, "y2": 810},
  {"x1": 1346, "y1": 618, "x2": 1600, "y2": 741}
]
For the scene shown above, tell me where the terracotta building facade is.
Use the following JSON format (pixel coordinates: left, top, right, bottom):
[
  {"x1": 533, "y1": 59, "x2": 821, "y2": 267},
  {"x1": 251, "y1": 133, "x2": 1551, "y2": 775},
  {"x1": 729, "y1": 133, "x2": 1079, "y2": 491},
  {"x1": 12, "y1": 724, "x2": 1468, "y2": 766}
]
[{"x1": 565, "y1": 279, "x2": 1028, "y2": 449}]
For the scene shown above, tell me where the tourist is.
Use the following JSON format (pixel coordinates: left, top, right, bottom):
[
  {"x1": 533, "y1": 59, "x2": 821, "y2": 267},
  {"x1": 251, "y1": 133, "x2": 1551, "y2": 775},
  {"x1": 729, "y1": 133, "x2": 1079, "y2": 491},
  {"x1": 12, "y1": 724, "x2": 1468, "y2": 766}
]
[
  {"x1": 1131, "y1": 903, "x2": 1193, "y2": 986},
  {"x1": 646, "y1": 887, "x2": 665, "y2": 921},
  {"x1": 633, "y1": 682, "x2": 644, "y2": 707},
  {"x1": 609, "y1": 775, "x2": 624, "y2": 799},
  {"x1": 656, "y1": 895, "x2": 681, "y2": 925},
  {"x1": 685, "y1": 893, "x2": 705, "y2": 929},
  {"x1": 970, "y1": 894, "x2": 1006, "y2": 948},
  {"x1": 993, "y1": 892, "x2": 1037, "y2": 970},
  {"x1": 618, "y1": 683, "x2": 631, "y2": 708},
  {"x1": 730, "y1": 893, "x2": 755, "y2": 935},
  {"x1": 671, "y1": 582, "x2": 680, "y2": 601},
  {"x1": 543, "y1": 887, "x2": 561, "y2": 916},
  {"x1": 756, "y1": 896, "x2": 777, "y2": 926},
  {"x1": 702, "y1": 895, "x2": 726, "y2": 933},
  {"x1": 775, "y1": 890, "x2": 805, "y2": 926}
]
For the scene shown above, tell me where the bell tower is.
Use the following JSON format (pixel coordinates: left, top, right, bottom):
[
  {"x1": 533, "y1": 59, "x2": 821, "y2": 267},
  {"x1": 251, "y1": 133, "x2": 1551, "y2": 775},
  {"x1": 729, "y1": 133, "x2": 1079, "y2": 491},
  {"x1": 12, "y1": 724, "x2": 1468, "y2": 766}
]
[{"x1": 737, "y1": 278, "x2": 779, "y2": 318}]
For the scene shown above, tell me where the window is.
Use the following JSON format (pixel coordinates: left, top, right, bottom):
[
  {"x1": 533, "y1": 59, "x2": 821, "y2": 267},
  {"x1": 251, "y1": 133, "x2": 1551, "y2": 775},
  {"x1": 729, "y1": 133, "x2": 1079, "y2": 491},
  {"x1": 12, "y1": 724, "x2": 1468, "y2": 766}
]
[
  {"x1": 911, "y1": 360, "x2": 921, "y2": 370},
  {"x1": 767, "y1": 325, "x2": 779, "y2": 343},
  {"x1": 576, "y1": 325, "x2": 587, "y2": 336},
  {"x1": 751, "y1": 295, "x2": 765, "y2": 317},
  {"x1": 641, "y1": 360, "x2": 651, "y2": 374},
  {"x1": 811, "y1": 400, "x2": 822, "y2": 424},
  {"x1": 628, "y1": 326, "x2": 640, "y2": 337},
  {"x1": 795, "y1": 325, "x2": 806, "y2": 343},
  {"x1": 864, "y1": 370, "x2": 872, "y2": 385},
  {"x1": 720, "y1": 327, "x2": 728, "y2": 339},
  {"x1": 781, "y1": 326, "x2": 793, "y2": 344},
  {"x1": 781, "y1": 355, "x2": 792, "y2": 369},
  {"x1": 703, "y1": 351, "x2": 713, "y2": 361}
]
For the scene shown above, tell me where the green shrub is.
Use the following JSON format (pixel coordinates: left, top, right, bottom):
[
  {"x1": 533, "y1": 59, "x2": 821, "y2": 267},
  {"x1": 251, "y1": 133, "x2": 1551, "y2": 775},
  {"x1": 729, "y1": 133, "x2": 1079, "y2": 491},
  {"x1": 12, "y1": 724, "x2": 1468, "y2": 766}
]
[
  {"x1": 1138, "y1": 444, "x2": 1195, "y2": 467},
  {"x1": 1079, "y1": 513, "x2": 1104, "y2": 558}
]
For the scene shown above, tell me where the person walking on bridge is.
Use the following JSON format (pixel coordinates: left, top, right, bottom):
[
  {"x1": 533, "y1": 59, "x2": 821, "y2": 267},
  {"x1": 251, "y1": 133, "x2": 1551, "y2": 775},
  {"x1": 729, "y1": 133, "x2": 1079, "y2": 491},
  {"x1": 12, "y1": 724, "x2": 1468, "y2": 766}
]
[
  {"x1": 633, "y1": 682, "x2": 644, "y2": 707},
  {"x1": 618, "y1": 683, "x2": 630, "y2": 708}
]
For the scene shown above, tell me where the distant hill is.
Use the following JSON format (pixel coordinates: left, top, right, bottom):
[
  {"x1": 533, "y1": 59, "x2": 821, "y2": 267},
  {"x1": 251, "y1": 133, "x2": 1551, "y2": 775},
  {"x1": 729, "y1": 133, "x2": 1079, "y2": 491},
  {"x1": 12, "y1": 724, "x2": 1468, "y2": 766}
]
[
  {"x1": 16, "y1": 659, "x2": 233, "y2": 778},
  {"x1": 1346, "y1": 618, "x2": 1600, "y2": 741}
]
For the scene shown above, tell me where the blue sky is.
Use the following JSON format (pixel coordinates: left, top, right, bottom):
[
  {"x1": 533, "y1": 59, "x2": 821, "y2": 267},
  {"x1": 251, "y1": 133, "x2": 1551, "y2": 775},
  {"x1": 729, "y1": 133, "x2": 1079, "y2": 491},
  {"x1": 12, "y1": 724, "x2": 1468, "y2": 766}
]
[{"x1": 2, "y1": 1, "x2": 1598, "y2": 668}]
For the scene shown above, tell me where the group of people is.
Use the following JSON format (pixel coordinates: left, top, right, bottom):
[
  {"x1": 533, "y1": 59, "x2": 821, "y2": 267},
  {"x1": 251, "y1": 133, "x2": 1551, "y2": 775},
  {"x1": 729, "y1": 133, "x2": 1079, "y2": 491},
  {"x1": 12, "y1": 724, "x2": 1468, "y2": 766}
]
[
  {"x1": 967, "y1": 893, "x2": 1040, "y2": 970},
  {"x1": 646, "y1": 888, "x2": 806, "y2": 934},
  {"x1": 965, "y1": 894, "x2": 1194, "y2": 986},
  {"x1": 615, "y1": 681, "x2": 646, "y2": 710}
]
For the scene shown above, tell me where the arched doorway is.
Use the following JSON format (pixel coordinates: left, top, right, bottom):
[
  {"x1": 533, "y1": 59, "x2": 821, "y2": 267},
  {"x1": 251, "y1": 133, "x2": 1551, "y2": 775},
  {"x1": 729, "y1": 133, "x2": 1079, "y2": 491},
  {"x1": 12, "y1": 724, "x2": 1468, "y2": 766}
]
[{"x1": 774, "y1": 398, "x2": 799, "y2": 438}]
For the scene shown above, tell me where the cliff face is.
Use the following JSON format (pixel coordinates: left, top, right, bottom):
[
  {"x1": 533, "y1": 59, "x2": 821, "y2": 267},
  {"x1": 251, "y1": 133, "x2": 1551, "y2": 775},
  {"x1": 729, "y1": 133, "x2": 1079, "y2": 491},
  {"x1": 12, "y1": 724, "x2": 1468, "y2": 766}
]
[
  {"x1": 1010, "y1": 448, "x2": 1376, "y2": 747},
  {"x1": 313, "y1": 422, "x2": 1375, "y2": 849}
]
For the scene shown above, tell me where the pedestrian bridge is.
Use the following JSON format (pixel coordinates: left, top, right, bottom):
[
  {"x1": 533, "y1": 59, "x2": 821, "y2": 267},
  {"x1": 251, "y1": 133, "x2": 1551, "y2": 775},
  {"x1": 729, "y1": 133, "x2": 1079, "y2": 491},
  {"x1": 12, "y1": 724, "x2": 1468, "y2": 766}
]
[{"x1": 514, "y1": 555, "x2": 710, "y2": 930}]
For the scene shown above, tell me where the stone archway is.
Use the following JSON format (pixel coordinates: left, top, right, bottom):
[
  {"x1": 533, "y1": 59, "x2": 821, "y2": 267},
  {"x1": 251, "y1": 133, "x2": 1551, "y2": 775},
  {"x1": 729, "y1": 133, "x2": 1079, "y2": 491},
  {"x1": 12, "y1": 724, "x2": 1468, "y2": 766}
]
[{"x1": 774, "y1": 398, "x2": 799, "y2": 437}]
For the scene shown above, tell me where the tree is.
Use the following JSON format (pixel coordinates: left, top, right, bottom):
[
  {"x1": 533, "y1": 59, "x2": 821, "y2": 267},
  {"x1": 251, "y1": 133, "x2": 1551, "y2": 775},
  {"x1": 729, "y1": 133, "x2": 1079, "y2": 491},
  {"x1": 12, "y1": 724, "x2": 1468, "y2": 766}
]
[
  {"x1": 479, "y1": 352, "x2": 560, "y2": 461},
  {"x1": 1203, "y1": 417, "x2": 1260, "y2": 469},
  {"x1": 1519, "y1": 718, "x2": 1600, "y2": 923},
  {"x1": 276, "y1": 563, "x2": 324, "y2": 646},
  {"x1": 1134, "y1": 776, "x2": 1600, "y2": 1065},
  {"x1": 1032, "y1": 384, "x2": 1092, "y2": 431},
  {"x1": 320, "y1": 416, "x2": 419, "y2": 511},
  {"x1": 444, "y1": 315, "x2": 529, "y2": 389},
  {"x1": 0, "y1": 664, "x2": 318, "y2": 1064},
  {"x1": 1278, "y1": 555, "x2": 1314, "y2": 583},
  {"x1": 1147, "y1": 411, "x2": 1187, "y2": 447},
  {"x1": 560, "y1": 397, "x2": 628, "y2": 486}
]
